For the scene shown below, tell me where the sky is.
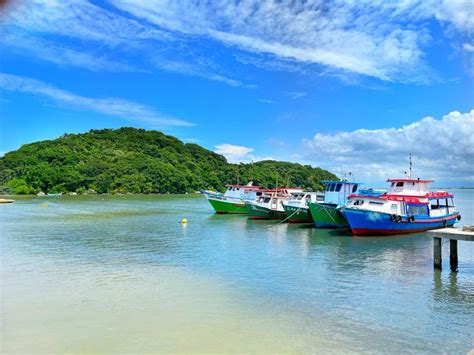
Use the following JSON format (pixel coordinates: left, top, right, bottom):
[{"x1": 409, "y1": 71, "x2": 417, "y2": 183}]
[{"x1": 0, "y1": 0, "x2": 473, "y2": 187}]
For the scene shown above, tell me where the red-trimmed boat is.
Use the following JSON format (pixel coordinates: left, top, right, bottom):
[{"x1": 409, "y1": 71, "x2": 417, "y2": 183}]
[{"x1": 342, "y1": 176, "x2": 461, "y2": 236}]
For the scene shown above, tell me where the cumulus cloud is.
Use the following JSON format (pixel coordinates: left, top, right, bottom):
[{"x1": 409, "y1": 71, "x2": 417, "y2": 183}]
[
  {"x1": 463, "y1": 43, "x2": 474, "y2": 52},
  {"x1": 0, "y1": 73, "x2": 193, "y2": 127},
  {"x1": 214, "y1": 143, "x2": 274, "y2": 163},
  {"x1": 214, "y1": 144, "x2": 255, "y2": 163},
  {"x1": 302, "y1": 110, "x2": 474, "y2": 184}
]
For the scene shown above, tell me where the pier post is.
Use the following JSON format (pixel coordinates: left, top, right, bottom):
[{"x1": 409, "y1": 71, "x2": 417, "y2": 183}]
[
  {"x1": 433, "y1": 237, "x2": 442, "y2": 270},
  {"x1": 449, "y1": 239, "x2": 458, "y2": 272}
]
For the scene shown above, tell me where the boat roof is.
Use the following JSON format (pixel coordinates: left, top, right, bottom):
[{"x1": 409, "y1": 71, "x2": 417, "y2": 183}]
[
  {"x1": 322, "y1": 180, "x2": 362, "y2": 185},
  {"x1": 261, "y1": 187, "x2": 303, "y2": 193},
  {"x1": 349, "y1": 190, "x2": 453, "y2": 204},
  {"x1": 387, "y1": 178, "x2": 433, "y2": 183},
  {"x1": 226, "y1": 184, "x2": 262, "y2": 189}
]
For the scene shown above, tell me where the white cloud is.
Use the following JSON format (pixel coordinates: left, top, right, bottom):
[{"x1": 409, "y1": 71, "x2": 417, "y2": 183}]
[
  {"x1": 1, "y1": 1, "x2": 251, "y2": 87},
  {"x1": 153, "y1": 59, "x2": 249, "y2": 87},
  {"x1": 214, "y1": 144, "x2": 255, "y2": 163},
  {"x1": 302, "y1": 110, "x2": 474, "y2": 185},
  {"x1": 2, "y1": 33, "x2": 143, "y2": 73},
  {"x1": 463, "y1": 43, "x2": 474, "y2": 52},
  {"x1": 433, "y1": 0, "x2": 474, "y2": 33},
  {"x1": 258, "y1": 99, "x2": 276, "y2": 104},
  {"x1": 110, "y1": 0, "x2": 439, "y2": 82},
  {"x1": 286, "y1": 91, "x2": 307, "y2": 100},
  {"x1": 4, "y1": 0, "x2": 172, "y2": 46},
  {"x1": 4, "y1": 0, "x2": 472, "y2": 83},
  {"x1": 0, "y1": 73, "x2": 193, "y2": 127},
  {"x1": 214, "y1": 143, "x2": 274, "y2": 163}
]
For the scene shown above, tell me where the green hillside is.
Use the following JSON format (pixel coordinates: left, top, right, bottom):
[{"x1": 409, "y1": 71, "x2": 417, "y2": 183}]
[{"x1": 0, "y1": 128, "x2": 337, "y2": 194}]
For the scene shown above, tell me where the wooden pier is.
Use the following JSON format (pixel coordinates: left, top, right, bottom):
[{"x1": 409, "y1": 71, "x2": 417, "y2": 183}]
[{"x1": 427, "y1": 227, "x2": 474, "y2": 271}]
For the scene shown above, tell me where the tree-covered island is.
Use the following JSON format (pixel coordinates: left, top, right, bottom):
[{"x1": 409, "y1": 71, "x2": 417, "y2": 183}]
[{"x1": 0, "y1": 128, "x2": 337, "y2": 195}]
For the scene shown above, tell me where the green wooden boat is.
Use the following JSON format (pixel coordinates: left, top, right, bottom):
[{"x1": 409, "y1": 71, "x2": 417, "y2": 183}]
[
  {"x1": 202, "y1": 182, "x2": 264, "y2": 214},
  {"x1": 308, "y1": 202, "x2": 348, "y2": 228},
  {"x1": 281, "y1": 191, "x2": 324, "y2": 223},
  {"x1": 246, "y1": 188, "x2": 303, "y2": 220}
]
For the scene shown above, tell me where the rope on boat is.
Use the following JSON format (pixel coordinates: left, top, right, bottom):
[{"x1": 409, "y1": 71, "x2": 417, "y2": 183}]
[
  {"x1": 320, "y1": 203, "x2": 340, "y2": 226},
  {"x1": 277, "y1": 206, "x2": 304, "y2": 224},
  {"x1": 265, "y1": 206, "x2": 304, "y2": 228}
]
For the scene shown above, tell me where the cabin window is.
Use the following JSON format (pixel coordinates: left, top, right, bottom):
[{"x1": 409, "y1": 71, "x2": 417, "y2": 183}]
[
  {"x1": 396, "y1": 182, "x2": 404, "y2": 187},
  {"x1": 390, "y1": 203, "x2": 398, "y2": 211},
  {"x1": 329, "y1": 184, "x2": 335, "y2": 192},
  {"x1": 335, "y1": 183, "x2": 342, "y2": 192},
  {"x1": 264, "y1": 197, "x2": 271, "y2": 203},
  {"x1": 256, "y1": 192, "x2": 262, "y2": 196},
  {"x1": 407, "y1": 204, "x2": 428, "y2": 216},
  {"x1": 369, "y1": 201, "x2": 384, "y2": 206},
  {"x1": 352, "y1": 184, "x2": 358, "y2": 193},
  {"x1": 430, "y1": 199, "x2": 440, "y2": 210},
  {"x1": 236, "y1": 188, "x2": 240, "y2": 190},
  {"x1": 353, "y1": 200, "x2": 364, "y2": 206},
  {"x1": 391, "y1": 182, "x2": 395, "y2": 187}
]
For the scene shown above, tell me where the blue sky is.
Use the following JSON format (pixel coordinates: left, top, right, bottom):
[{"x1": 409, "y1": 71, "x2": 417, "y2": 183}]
[{"x1": 0, "y1": 0, "x2": 473, "y2": 186}]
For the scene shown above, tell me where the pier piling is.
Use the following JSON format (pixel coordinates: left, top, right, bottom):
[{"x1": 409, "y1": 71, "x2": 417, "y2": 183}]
[
  {"x1": 433, "y1": 237, "x2": 442, "y2": 270},
  {"x1": 449, "y1": 239, "x2": 458, "y2": 271},
  {"x1": 427, "y1": 227, "x2": 474, "y2": 272}
]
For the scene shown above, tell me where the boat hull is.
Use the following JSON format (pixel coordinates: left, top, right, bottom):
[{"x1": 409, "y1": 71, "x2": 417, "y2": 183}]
[
  {"x1": 246, "y1": 203, "x2": 287, "y2": 220},
  {"x1": 207, "y1": 197, "x2": 249, "y2": 214},
  {"x1": 282, "y1": 205, "x2": 313, "y2": 223},
  {"x1": 342, "y1": 208, "x2": 459, "y2": 236},
  {"x1": 308, "y1": 203, "x2": 348, "y2": 228}
]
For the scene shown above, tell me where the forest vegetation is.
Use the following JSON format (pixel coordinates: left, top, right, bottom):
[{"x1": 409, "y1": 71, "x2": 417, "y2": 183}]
[{"x1": 0, "y1": 128, "x2": 337, "y2": 194}]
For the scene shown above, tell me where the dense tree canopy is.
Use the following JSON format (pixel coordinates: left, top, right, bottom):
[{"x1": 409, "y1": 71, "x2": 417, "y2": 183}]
[{"x1": 0, "y1": 128, "x2": 337, "y2": 194}]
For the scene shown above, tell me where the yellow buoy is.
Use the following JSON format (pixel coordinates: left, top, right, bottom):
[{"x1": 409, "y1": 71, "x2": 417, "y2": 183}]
[
  {"x1": 181, "y1": 218, "x2": 188, "y2": 224},
  {"x1": 41, "y1": 203, "x2": 48, "y2": 207}
]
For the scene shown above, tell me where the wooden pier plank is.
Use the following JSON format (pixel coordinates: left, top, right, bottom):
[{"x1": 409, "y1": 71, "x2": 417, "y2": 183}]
[{"x1": 427, "y1": 228, "x2": 474, "y2": 242}]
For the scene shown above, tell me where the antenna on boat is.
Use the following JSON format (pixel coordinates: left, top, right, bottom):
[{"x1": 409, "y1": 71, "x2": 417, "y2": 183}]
[{"x1": 409, "y1": 153, "x2": 412, "y2": 178}]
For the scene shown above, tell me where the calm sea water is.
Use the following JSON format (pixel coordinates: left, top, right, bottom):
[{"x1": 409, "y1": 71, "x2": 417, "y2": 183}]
[{"x1": 1, "y1": 190, "x2": 473, "y2": 353}]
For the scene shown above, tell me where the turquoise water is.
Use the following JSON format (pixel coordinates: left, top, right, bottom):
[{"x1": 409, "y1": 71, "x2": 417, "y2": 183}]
[{"x1": 1, "y1": 190, "x2": 473, "y2": 353}]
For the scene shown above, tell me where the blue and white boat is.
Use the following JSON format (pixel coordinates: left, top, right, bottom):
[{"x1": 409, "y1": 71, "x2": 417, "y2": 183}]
[{"x1": 342, "y1": 176, "x2": 460, "y2": 236}]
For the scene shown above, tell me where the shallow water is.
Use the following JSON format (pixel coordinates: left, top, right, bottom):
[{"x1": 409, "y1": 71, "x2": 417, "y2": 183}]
[{"x1": 1, "y1": 190, "x2": 473, "y2": 353}]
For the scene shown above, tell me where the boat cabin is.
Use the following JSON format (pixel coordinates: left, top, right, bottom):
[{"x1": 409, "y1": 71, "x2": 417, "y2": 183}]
[
  {"x1": 251, "y1": 188, "x2": 303, "y2": 209},
  {"x1": 223, "y1": 182, "x2": 264, "y2": 201},
  {"x1": 387, "y1": 178, "x2": 432, "y2": 196},
  {"x1": 322, "y1": 180, "x2": 360, "y2": 206},
  {"x1": 286, "y1": 191, "x2": 324, "y2": 207}
]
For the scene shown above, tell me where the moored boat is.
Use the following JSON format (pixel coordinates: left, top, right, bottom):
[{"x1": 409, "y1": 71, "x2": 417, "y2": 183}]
[
  {"x1": 342, "y1": 177, "x2": 460, "y2": 236},
  {"x1": 282, "y1": 191, "x2": 324, "y2": 223},
  {"x1": 308, "y1": 180, "x2": 362, "y2": 228},
  {"x1": 202, "y1": 182, "x2": 264, "y2": 214},
  {"x1": 0, "y1": 198, "x2": 15, "y2": 204},
  {"x1": 246, "y1": 188, "x2": 303, "y2": 220}
]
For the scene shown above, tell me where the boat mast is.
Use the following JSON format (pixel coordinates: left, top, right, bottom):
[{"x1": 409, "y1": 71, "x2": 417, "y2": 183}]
[{"x1": 408, "y1": 153, "x2": 412, "y2": 178}]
